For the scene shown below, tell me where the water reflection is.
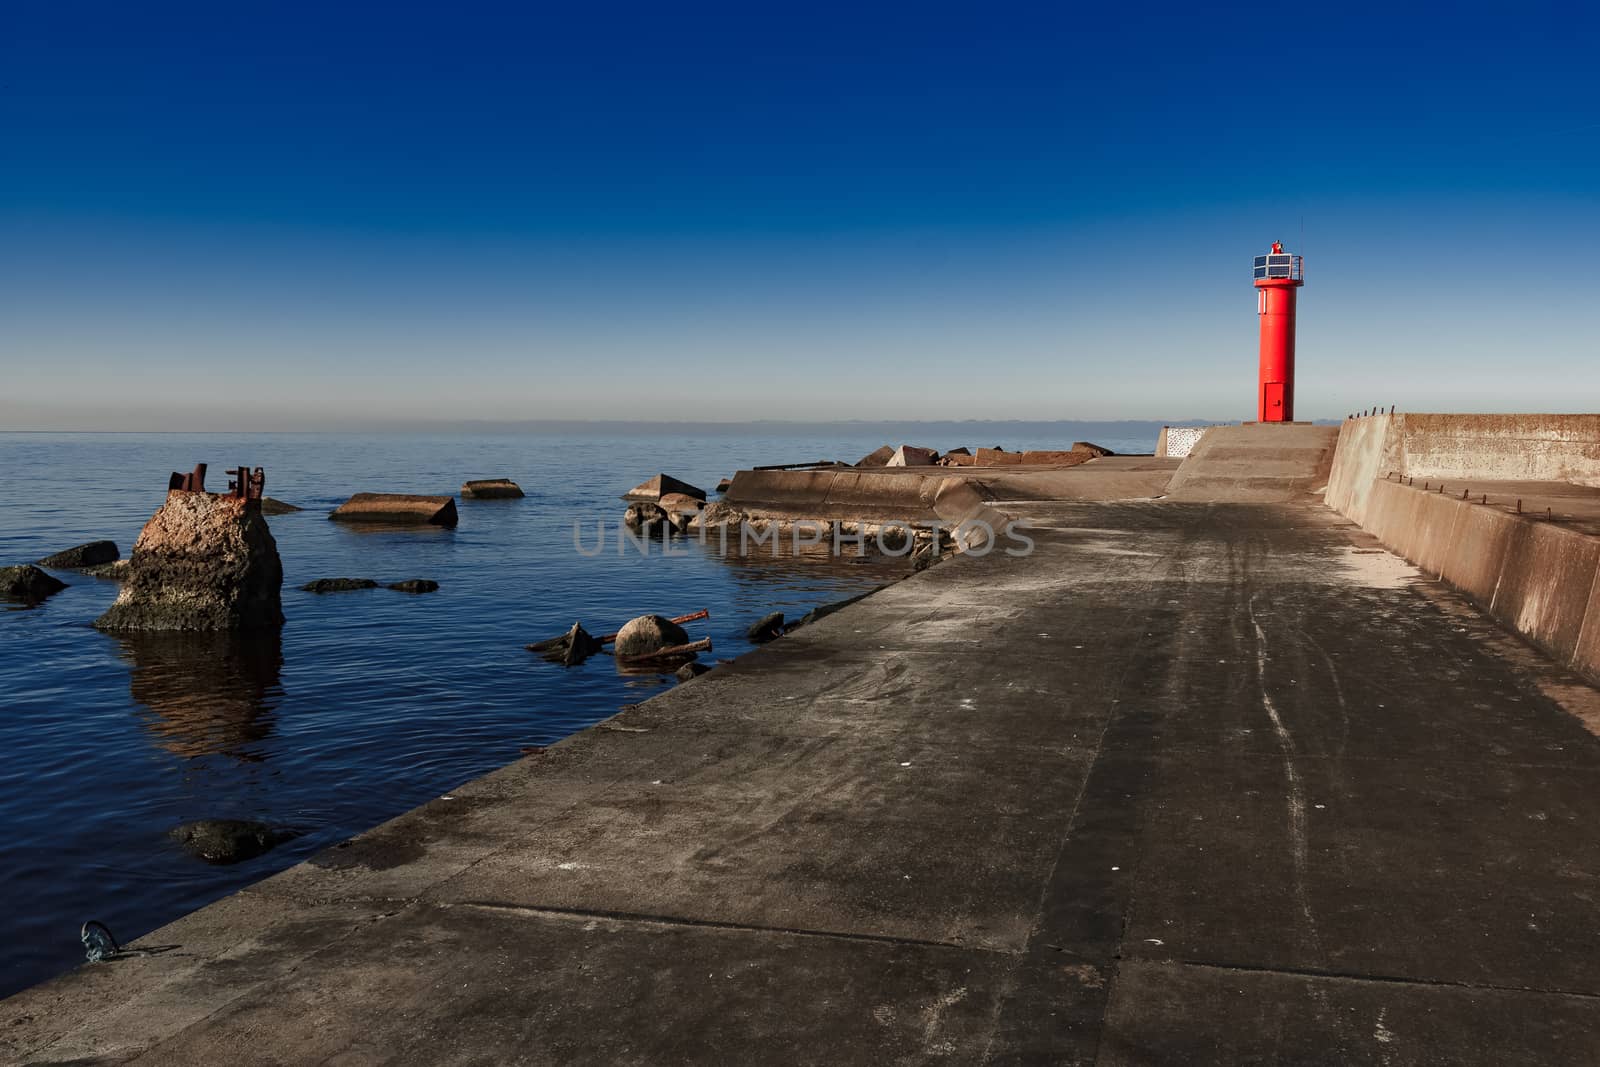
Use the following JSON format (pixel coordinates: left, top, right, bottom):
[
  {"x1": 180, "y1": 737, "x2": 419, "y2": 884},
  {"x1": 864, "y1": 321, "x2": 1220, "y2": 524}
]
[
  {"x1": 696, "y1": 536, "x2": 910, "y2": 583},
  {"x1": 115, "y1": 630, "x2": 285, "y2": 761}
]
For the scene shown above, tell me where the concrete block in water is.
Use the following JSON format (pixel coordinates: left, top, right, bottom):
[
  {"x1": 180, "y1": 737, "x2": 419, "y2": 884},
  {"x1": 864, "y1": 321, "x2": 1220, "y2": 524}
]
[
  {"x1": 886, "y1": 445, "x2": 939, "y2": 467},
  {"x1": 621, "y1": 475, "x2": 706, "y2": 504},
  {"x1": 330, "y1": 494, "x2": 459, "y2": 527},
  {"x1": 855, "y1": 445, "x2": 895, "y2": 467},
  {"x1": 461, "y1": 479, "x2": 525, "y2": 499},
  {"x1": 95, "y1": 491, "x2": 284, "y2": 631}
]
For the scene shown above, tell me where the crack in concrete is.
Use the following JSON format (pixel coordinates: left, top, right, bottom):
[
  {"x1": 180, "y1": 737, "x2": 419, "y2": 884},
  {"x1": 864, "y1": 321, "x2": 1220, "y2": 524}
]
[
  {"x1": 447, "y1": 900, "x2": 1014, "y2": 955},
  {"x1": 1174, "y1": 958, "x2": 1600, "y2": 1001}
]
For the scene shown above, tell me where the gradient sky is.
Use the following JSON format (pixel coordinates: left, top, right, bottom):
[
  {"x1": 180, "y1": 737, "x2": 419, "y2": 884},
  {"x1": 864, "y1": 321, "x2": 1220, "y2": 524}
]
[{"x1": 2, "y1": 2, "x2": 1597, "y2": 430}]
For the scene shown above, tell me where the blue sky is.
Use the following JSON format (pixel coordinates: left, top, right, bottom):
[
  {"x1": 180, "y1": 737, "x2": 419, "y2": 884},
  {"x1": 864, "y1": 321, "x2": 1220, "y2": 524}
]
[{"x1": 2, "y1": 2, "x2": 1596, "y2": 429}]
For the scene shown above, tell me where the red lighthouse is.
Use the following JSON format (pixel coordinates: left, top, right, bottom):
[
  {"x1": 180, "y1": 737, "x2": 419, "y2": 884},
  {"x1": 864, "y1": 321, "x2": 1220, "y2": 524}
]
[{"x1": 1253, "y1": 241, "x2": 1304, "y2": 422}]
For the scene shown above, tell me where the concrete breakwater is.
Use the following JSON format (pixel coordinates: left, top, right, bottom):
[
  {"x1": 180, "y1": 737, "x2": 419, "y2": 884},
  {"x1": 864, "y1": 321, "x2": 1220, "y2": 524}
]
[
  {"x1": 8, "y1": 422, "x2": 1600, "y2": 1063},
  {"x1": 1326, "y1": 412, "x2": 1600, "y2": 686}
]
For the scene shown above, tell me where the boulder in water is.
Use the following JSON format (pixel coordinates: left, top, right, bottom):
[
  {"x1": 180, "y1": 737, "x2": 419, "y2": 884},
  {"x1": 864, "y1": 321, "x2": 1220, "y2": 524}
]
[
  {"x1": 746, "y1": 612, "x2": 785, "y2": 643},
  {"x1": 36, "y1": 540, "x2": 119, "y2": 569},
  {"x1": 614, "y1": 614, "x2": 689, "y2": 657},
  {"x1": 623, "y1": 502, "x2": 669, "y2": 530},
  {"x1": 302, "y1": 578, "x2": 379, "y2": 593},
  {"x1": 1, "y1": 564, "x2": 68, "y2": 603},
  {"x1": 170, "y1": 819, "x2": 299, "y2": 864},
  {"x1": 675, "y1": 661, "x2": 712, "y2": 681},
  {"x1": 387, "y1": 579, "x2": 439, "y2": 594},
  {"x1": 259, "y1": 498, "x2": 303, "y2": 516}
]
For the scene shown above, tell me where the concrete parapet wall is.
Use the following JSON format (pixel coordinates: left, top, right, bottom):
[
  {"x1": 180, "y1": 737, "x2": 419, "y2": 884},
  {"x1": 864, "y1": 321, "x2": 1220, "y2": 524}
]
[
  {"x1": 1354, "y1": 477, "x2": 1600, "y2": 684},
  {"x1": 1324, "y1": 414, "x2": 1400, "y2": 527},
  {"x1": 1395, "y1": 414, "x2": 1600, "y2": 488},
  {"x1": 724, "y1": 469, "x2": 939, "y2": 523},
  {"x1": 1326, "y1": 415, "x2": 1600, "y2": 513}
]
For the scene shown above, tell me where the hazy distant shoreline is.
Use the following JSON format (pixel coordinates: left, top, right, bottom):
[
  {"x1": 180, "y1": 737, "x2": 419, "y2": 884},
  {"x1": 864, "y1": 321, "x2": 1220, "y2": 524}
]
[{"x1": 0, "y1": 418, "x2": 1236, "y2": 437}]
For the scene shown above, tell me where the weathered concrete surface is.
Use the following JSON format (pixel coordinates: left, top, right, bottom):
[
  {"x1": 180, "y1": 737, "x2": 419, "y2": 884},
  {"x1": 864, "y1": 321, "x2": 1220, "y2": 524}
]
[
  {"x1": 973, "y1": 456, "x2": 1180, "y2": 502},
  {"x1": 1336, "y1": 474, "x2": 1600, "y2": 686},
  {"x1": 329, "y1": 493, "x2": 459, "y2": 527},
  {"x1": 1393, "y1": 413, "x2": 1600, "y2": 487},
  {"x1": 1165, "y1": 422, "x2": 1339, "y2": 502},
  {"x1": 621, "y1": 474, "x2": 706, "y2": 503},
  {"x1": 459, "y1": 478, "x2": 524, "y2": 499},
  {"x1": 722, "y1": 458, "x2": 1177, "y2": 525},
  {"x1": 1327, "y1": 413, "x2": 1600, "y2": 518},
  {"x1": 94, "y1": 492, "x2": 284, "y2": 631},
  {"x1": 10, "y1": 497, "x2": 1600, "y2": 1063},
  {"x1": 1323, "y1": 413, "x2": 1399, "y2": 526}
]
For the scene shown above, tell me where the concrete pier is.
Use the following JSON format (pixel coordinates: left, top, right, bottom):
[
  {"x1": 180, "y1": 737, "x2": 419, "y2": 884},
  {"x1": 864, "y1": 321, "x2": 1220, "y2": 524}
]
[{"x1": 8, "y1": 430, "x2": 1600, "y2": 1063}]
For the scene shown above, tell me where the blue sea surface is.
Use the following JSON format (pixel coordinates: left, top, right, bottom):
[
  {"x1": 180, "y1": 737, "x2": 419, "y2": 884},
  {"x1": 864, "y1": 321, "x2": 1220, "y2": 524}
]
[{"x1": 0, "y1": 427, "x2": 1151, "y2": 996}]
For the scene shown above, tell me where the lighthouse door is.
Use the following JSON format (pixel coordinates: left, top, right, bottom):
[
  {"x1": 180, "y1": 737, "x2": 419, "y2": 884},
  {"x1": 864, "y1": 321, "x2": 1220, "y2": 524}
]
[{"x1": 1262, "y1": 381, "x2": 1286, "y2": 421}]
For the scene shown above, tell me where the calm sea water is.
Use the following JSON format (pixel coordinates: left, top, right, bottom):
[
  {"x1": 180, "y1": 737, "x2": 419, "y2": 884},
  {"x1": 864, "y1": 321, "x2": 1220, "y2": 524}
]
[{"x1": 0, "y1": 428, "x2": 1150, "y2": 996}]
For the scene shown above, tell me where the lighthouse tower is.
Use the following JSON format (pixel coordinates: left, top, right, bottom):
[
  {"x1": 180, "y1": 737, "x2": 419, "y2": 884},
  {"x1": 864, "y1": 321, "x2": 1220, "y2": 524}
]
[{"x1": 1253, "y1": 241, "x2": 1304, "y2": 422}]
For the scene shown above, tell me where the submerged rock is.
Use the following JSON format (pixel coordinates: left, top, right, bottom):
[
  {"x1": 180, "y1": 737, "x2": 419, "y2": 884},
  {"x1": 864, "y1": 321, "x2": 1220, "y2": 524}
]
[
  {"x1": 1, "y1": 564, "x2": 68, "y2": 603},
  {"x1": 259, "y1": 498, "x2": 303, "y2": 516},
  {"x1": 387, "y1": 579, "x2": 439, "y2": 594},
  {"x1": 623, "y1": 502, "x2": 669, "y2": 530},
  {"x1": 675, "y1": 661, "x2": 712, "y2": 681},
  {"x1": 302, "y1": 578, "x2": 379, "y2": 593},
  {"x1": 657, "y1": 492, "x2": 703, "y2": 533},
  {"x1": 94, "y1": 492, "x2": 284, "y2": 631},
  {"x1": 36, "y1": 540, "x2": 119, "y2": 569},
  {"x1": 461, "y1": 479, "x2": 524, "y2": 499},
  {"x1": 746, "y1": 612, "x2": 785, "y2": 644},
  {"x1": 614, "y1": 614, "x2": 689, "y2": 657},
  {"x1": 685, "y1": 500, "x2": 743, "y2": 533},
  {"x1": 169, "y1": 819, "x2": 299, "y2": 865},
  {"x1": 540, "y1": 621, "x2": 603, "y2": 666},
  {"x1": 83, "y1": 559, "x2": 131, "y2": 580}
]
